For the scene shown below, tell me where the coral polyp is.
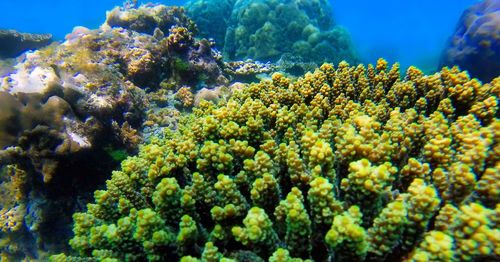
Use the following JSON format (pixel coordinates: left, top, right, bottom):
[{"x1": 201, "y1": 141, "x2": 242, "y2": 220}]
[{"x1": 52, "y1": 59, "x2": 499, "y2": 261}]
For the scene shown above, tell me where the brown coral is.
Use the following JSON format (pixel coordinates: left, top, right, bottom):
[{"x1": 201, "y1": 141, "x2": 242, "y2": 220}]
[{"x1": 175, "y1": 86, "x2": 195, "y2": 108}]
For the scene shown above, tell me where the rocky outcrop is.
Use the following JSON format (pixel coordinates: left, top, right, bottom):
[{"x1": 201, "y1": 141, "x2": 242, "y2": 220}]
[
  {"x1": 0, "y1": 30, "x2": 52, "y2": 59},
  {"x1": 440, "y1": 0, "x2": 500, "y2": 82}
]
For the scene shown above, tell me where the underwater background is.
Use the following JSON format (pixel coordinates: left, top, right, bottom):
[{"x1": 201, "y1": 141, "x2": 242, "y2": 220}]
[
  {"x1": 1, "y1": 0, "x2": 479, "y2": 71},
  {"x1": 0, "y1": 0, "x2": 499, "y2": 261}
]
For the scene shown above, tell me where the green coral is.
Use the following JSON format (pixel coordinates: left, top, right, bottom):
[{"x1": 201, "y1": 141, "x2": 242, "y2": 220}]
[
  {"x1": 308, "y1": 177, "x2": 343, "y2": 229},
  {"x1": 268, "y1": 248, "x2": 312, "y2": 262},
  {"x1": 104, "y1": 146, "x2": 129, "y2": 162},
  {"x1": 187, "y1": 0, "x2": 358, "y2": 64},
  {"x1": 325, "y1": 206, "x2": 368, "y2": 259},
  {"x1": 177, "y1": 215, "x2": 199, "y2": 256},
  {"x1": 367, "y1": 200, "x2": 408, "y2": 257},
  {"x1": 407, "y1": 231, "x2": 455, "y2": 261},
  {"x1": 275, "y1": 187, "x2": 312, "y2": 258},
  {"x1": 54, "y1": 60, "x2": 499, "y2": 261},
  {"x1": 173, "y1": 57, "x2": 190, "y2": 72},
  {"x1": 232, "y1": 207, "x2": 277, "y2": 256}
]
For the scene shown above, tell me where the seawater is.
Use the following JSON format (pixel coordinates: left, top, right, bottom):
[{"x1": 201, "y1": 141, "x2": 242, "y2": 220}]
[{"x1": 0, "y1": 0, "x2": 479, "y2": 71}]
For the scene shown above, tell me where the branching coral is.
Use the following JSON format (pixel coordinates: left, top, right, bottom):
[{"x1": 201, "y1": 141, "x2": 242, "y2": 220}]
[{"x1": 54, "y1": 59, "x2": 499, "y2": 261}]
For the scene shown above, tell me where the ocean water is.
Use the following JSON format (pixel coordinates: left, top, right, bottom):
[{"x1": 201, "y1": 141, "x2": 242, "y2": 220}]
[
  {"x1": 331, "y1": 0, "x2": 479, "y2": 71},
  {"x1": 0, "y1": 0, "x2": 478, "y2": 71}
]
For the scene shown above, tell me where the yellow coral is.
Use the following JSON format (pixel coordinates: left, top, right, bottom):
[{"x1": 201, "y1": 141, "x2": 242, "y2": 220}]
[
  {"x1": 325, "y1": 206, "x2": 368, "y2": 257},
  {"x1": 308, "y1": 177, "x2": 343, "y2": 227},
  {"x1": 58, "y1": 59, "x2": 500, "y2": 261},
  {"x1": 232, "y1": 207, "x2": 276, "y2": 250},
  {"x1": 342, "y1": 159, "x2": 396, "y2": 195},
  {"x1": 0, "y1": 204, "x2": 25, "y2": 233},
  {"x1": 404, "y1": 179, "x2": 440, "y2": 225},
  {"x1": 400, "y1": 158, "x2": 431, "y2": 184},
  {"x1": 368, "y1": 200, "x2": 408, "y2": 256},
  {"x1": 476, "y1": 162, "x2": 500, "y2": 205},
  {"x1": 175, "y1": 86, "x2": 194, "y2": 108},
  {"x1": 334, "y1": 113, "x2": 395, "y2": 163},
  {"x1": 407, "y1": 231, "x2": 455, "y2": 262},
  {"x1": 452, "y1": 203, "x2": 500, "y2": 260}
]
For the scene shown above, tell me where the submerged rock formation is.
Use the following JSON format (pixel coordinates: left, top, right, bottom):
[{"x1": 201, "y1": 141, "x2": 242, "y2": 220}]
[
  {"x1": 440, "y1": 0, "x2": 500, "y2": 83},
  {"x1": 0, "y1": 29, "x2": 52, "y2": 59}
]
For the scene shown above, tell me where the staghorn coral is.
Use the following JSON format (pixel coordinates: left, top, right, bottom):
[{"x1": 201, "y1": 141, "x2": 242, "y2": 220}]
[
  {"x1": 167, "y1": 26, "x2": 195, "y2": 52},
  {"x1": 0, "y1": 165, "x2": 27, "y2": 234},
  {"x1": 406, "y1": 231, "x2": 455, "y2": 261},
  {"x1": 325, "y1": 205, "x2": 368, "y2": 259},
  {"x1": 435, "y1": 202, "x2": 500, "y2": 261},
  {"x1": 232, "y1": 206, "x2": 277, "y2": 257},
  {"x1": 54, "y1": 59, "x2": 499, "y2": 261},
  {"x1": 0, "y1": 165, "x2": 33, "y2": 260}
]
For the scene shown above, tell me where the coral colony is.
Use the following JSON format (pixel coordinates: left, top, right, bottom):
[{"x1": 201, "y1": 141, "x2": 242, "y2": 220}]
[{"x1": 0, "y1": 1, "x2": 499, "y2": 261}]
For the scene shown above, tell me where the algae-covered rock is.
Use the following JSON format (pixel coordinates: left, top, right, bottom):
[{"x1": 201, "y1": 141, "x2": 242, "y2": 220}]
[
  {"x1": 0, "y1": 29, "x2": 52, "y2": 59},
  {"x1": 105, "y1": 4, "x2": 197, "y2": 35}
]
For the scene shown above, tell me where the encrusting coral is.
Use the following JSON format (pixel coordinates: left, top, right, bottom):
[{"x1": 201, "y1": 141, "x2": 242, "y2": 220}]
[{"x1": 51, "y1": 58, "x2": 499, "y2": 261}]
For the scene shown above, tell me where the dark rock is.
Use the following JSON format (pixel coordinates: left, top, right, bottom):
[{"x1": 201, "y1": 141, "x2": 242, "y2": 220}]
[
  {"x1": 439, "y1": 0, "x2": 500, "y2": 83},
  {"x1": 0, "y1": 29, "x2": 52, "y2": 59}
]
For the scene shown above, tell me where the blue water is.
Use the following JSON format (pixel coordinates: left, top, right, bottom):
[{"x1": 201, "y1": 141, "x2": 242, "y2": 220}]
[
  {"x1": 0, "y1": 0, "x2": 479, "y2": 71},
  {"x1": 331, "y1": 0, "x2": 479, "y2": 70}
]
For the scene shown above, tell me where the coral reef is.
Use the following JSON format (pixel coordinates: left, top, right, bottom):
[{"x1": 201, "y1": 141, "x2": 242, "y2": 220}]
[
  {"x1": 224, "y1": 60, "x2": 276, "y2": 82},
  {"x1": 193, "y1": 85, "x2": 233, "y2": 106},
  {"x1": 186, "y1": 0, "x2": 358, "y2": 65},
  {"x1": 0, "y1": 29, "x2": 53, "y2": 59},
  {"x1": 0, "y1": 4, "x2": 228, "y2": 260},
  {"x1": 185, "y1": 0, "x2": 236, "y2": 49},
  {"x1": 105, "y1": 4, "x2": 197, "y2": 35},
  {"x1": 54, "y1": 59, "x2": 499, "y2": 261},
  {"x1": 440, "y1": 0, "x2": 500, "y2": 83},
  {"x1": 175, "y1": 86, "x2": 195, "y2": 108},
  {"x1": 275, "y1": 54, "x2": 322, "y2": 77}
]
